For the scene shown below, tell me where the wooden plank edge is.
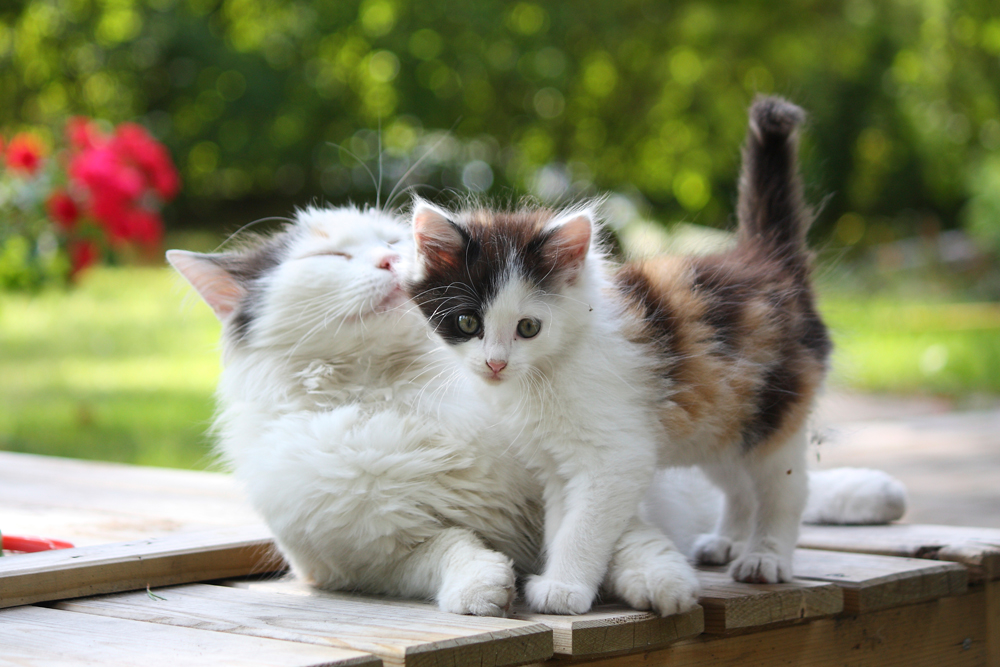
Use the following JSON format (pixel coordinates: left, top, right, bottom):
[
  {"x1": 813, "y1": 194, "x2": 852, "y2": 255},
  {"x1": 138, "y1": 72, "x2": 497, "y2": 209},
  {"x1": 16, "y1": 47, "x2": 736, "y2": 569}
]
[
  {"x1": 513, "y1": 604, "x2": 704, "y2": 657},
  {"x1": 0, "y1": 525, "x2": 284, "y2": 609}
]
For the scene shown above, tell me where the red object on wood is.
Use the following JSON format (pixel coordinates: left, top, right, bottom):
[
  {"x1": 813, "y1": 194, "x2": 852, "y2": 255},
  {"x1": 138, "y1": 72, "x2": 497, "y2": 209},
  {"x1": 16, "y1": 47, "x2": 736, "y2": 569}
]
[{"x1": 1, "y1": 535, "x2": 75, "y2": 553}]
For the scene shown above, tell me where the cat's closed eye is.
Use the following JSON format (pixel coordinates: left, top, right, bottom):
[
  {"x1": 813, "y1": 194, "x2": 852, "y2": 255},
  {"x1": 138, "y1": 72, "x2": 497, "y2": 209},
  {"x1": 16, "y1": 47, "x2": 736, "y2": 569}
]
[{"x1": 309, "y1": 250, "x2": 353, "y2": 260}]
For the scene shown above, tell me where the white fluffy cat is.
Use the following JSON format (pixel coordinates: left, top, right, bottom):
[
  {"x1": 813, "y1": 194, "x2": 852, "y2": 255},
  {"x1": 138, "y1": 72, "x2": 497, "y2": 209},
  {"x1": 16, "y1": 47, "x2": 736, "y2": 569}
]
[{"x1": 169, "y1": 204, "x2": 906, "y2": 618}]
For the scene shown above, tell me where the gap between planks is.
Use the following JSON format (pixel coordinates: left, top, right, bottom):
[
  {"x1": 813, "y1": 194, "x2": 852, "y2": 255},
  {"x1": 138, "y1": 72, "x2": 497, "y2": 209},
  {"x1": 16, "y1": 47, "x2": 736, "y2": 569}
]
[{"x1": 53, "y1": 583, "x2": 553, "y2": 667}]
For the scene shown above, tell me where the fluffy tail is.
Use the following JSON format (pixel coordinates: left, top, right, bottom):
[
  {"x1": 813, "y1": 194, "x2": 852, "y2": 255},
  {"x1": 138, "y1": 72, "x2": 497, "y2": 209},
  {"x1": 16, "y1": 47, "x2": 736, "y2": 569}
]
[{"x1": 737, "y1": 96, "x2": 812, "y2": 266}]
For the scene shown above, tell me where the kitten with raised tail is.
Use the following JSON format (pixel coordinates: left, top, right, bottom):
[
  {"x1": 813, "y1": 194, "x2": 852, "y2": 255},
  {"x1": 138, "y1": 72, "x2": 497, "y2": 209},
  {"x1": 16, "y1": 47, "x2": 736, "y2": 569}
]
[{"x1": 408, "y1": 96, "x2": 828, "y2": 614}]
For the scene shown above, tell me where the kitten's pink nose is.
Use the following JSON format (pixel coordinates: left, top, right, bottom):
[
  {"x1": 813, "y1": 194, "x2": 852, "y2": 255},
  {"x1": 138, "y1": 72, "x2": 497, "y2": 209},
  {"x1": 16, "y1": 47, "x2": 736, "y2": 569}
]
[
  {"x1": 378, "y1": 253, "x2": 400, "y2": 271},
  {"x1": 486, "y1": 359, "x2": 507, "y2": 374}
]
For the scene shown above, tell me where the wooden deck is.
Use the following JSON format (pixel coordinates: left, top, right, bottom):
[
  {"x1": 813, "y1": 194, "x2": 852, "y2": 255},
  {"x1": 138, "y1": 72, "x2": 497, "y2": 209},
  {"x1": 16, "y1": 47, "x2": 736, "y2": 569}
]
[{"x1": 1, "y1": 451, "x2": 998, "y2": 666}]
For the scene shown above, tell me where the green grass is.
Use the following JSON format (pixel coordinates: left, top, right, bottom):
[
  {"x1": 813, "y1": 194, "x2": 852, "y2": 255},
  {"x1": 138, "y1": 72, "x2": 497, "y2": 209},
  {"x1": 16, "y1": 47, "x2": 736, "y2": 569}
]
[
  {"x1": 1, "y1": 266, "x2": 998, "y2": 469},
  {"x1": 822, "y1": 297, "x2": 1000, "y2": 395},
  {"x1": 0, "y1": 267, "x2": 222, "y2": 469}
]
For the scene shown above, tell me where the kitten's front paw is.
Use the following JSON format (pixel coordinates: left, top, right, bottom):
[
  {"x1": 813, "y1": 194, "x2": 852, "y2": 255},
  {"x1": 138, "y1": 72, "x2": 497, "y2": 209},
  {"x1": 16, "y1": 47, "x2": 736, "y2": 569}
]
[
  {"x1": 729, "y1": 552, "x2": 792, "y2": 584},
  {"x1": 692, "y1": 534, "x2": 735, "y2": 566},
  {"x1": 609, "y1": 551, "x2": 700, "y2": 616},
  {"x1": 438, "y1": 551, "x2": 516, "y2": 617},
  {"x1": 524, "y1": 575, "x2": 594, "y2": 615}
]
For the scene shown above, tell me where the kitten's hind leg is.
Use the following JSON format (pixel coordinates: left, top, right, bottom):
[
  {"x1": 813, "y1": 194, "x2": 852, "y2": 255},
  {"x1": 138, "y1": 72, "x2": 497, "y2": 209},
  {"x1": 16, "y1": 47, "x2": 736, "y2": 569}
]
[
  {"x1": 393, "y1": 527, "x2": 516, "y2": 616},
  {"x1": 604, "y1": 516, "x2": 700, "y2": 616},
  {"x1": 729, "y1": 428, "x2": 809, "y2": 584},
  {"x1": 692, "y1": 462, "x2": 753, "y2": 566}
]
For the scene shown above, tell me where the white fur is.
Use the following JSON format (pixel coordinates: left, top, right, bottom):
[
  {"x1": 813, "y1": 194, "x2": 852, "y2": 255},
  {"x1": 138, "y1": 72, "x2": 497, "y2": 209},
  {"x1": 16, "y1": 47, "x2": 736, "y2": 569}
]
[
  {"x1": 171, "y1": 205, "x2": 908, "y2": 617},
  {"x1": 419, "y1": 205, "x2": 699, "y2": 615},
  {"x1": 172, "y1": 206, "x2": 542, "y2": 616}
]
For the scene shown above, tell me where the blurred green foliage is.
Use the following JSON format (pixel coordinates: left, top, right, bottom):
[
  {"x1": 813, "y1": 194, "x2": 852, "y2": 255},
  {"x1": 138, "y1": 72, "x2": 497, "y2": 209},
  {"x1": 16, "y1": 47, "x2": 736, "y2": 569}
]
[{"x1": 2, "y1": 0, "x2": 1000, "y2": 249}]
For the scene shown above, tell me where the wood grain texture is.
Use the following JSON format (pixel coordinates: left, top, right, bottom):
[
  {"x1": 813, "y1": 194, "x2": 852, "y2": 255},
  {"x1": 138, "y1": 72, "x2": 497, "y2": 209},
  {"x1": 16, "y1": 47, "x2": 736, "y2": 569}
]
[
  {"x1": 511, "y1": 604, "x2": 703, "y2": 656},
  {"x1": 55, "y1": 583, "x2": 553, "y2": 667},
  {"x1": 0, "y1": 524, "x2": 282, "y2": 608},
  {"x1": 538, "y1": 590, "x2": 988, "y2": 667},
  {"x1": 225, "y1": 576, "x2": 704, "y2": 658},
  {"x1": 0, "y1": 451, "x2": 258, "y2": 546},
  {"x1": 799, "y1": 523, "x2": 1000, "y2": 582},
  {"x1": 794, "y1": 548, "x2": 968, "y2": 613},
  {"x1": 988, "y1": 580, "x2": 999, "y2": 667},
  {"x1": 695, "y1": 568, "x2": 843, "y2": 634},
  {"x1": 0, "y1": 604, "x2": 380, "y2": 667}
]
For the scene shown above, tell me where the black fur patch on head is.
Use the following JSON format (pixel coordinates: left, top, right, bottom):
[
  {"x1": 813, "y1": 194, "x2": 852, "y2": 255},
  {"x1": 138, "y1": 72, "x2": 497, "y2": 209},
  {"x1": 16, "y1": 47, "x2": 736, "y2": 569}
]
[
  {"x1": 408, "y1": 208, "x2": 569, "y2": 345},
  {"x1": 212, "y1": 233, "x2": 289, "y2": 342}
]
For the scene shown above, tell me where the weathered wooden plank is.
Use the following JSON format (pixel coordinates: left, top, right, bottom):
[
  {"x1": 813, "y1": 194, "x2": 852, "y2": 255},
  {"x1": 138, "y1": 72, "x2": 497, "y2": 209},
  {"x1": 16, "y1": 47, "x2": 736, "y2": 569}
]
[
  {"x1": 0, "y1": 451, "x2": 258, "y2": 546},
  {"x1": 0, "y1": 604, "x2": 380, "y2": 667},
  {"x1": 55, "y1": 583, "x2": 553, "y2": 667},
  {"x1": 695, "y1": 568, "x2": 843, "y2": 634},
  {"x1": 0, "y1": 524, "x2": 281, "y2": 608},
  {"x1": 509, "y1": 604, "x2": 703, "y2": 657},
  {"x1": 988, "y1": 580, "x2": 999, "y2": 667},
  {"x1": 546, "y1": 590, "x2": 988, "y2": 667},
  {"x1": 226, "y1": 577, "x2": 703, "y2": 658},
  {"x1": 794, "y1": 547, "x2": 968, "y2": 613},
  {"x1": 799, "y1": 523, "x2": 1000, "y2": 582}
]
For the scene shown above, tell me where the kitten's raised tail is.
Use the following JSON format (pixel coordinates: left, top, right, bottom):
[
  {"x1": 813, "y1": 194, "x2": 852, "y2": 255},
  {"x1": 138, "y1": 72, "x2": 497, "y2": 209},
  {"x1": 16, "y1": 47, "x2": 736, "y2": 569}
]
[{"x1": 737, "y1": 96, "x2": 811, "y2": 266}]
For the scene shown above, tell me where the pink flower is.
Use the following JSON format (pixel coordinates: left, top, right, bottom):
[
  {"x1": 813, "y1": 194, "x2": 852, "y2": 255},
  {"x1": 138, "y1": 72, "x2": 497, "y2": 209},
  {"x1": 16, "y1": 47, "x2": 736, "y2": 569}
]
[
  {"x1": 110, "y1": 124, "x2": 180, "y2": 200},
  {"x1": 47, "y1": 190, "x2": 81, "y2": 231},
  {"x1": 5, "y1": 133, "x2": 45, "y2": 176},
  {"x1": 66, "y1": 117, "x2": 105, "y2": 152}
]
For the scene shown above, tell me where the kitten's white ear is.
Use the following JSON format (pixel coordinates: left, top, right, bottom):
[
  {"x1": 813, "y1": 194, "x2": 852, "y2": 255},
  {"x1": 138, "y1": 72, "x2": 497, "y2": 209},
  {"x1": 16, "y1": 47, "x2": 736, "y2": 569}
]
[
  {"x1": 166, "y1": 249, "x2": 245, "y2": 321},
  {"x1": 544, "y1": 210, "x2": 593, "y2": 279},
  {"x1": 412, "y1": 199, "x2": 464, "y2": 268}
]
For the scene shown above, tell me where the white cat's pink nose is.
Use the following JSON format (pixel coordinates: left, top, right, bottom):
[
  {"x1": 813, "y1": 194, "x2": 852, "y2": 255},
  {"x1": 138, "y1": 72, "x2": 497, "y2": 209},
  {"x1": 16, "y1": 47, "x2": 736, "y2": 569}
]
[
  {"x1": 378, "y1": 253, "x2": 400, "y2": 271},
  {"x1": 487, "y1": 359, "x2": 507, "y2": 374}
]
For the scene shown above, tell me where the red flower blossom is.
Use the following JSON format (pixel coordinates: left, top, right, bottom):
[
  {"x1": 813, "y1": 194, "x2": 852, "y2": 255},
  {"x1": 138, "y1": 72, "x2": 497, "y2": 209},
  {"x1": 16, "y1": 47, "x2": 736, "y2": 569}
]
[
  {"x1": 46, "y1": 190, "x2": 81, "y2": 230},
  {"x1": 68, "y1": 239, "x2": 100, "y2": 279},
  {"x1": 110, "y1": 124, "x2": 180, "y2": 200},
  {"x1": 66, "y1": 117, "x2": 105, "y2": 152},
  {"x1": 5, "y1": 133, "x2": 45, "y2": 176}
]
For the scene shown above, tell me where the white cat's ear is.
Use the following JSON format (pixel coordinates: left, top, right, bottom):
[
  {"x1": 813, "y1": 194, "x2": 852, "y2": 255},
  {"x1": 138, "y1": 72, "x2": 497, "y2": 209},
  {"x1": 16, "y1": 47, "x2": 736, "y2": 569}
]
[
  {"x1": 166, "y1": 249, "x2": 245, "y2": 321},
  {"x1": 544, "y1": 210, "x2": 593, "y2": 279},
  {"x1": 412, "y1": 199, "x2": 464, "y2": 268}
]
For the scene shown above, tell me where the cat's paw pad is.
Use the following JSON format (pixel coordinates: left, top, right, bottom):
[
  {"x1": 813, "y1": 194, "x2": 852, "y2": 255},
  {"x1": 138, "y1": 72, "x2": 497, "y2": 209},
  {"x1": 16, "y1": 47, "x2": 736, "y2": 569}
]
[
  {"x1": 611, "y1": 553, "x2": 701, "y2": 616},
  {"x1": 438, "y1": 552, "x2": 516, "y2": 617},
  {"x1": 524, "y1": 575, "x2": 594, "y2": 615},
  {"x1": 729, "y1": 552, "x2": 792, "y2": 584},
  {"x1": 692, "y1": 534, "x2": 734, "y2": 566}
]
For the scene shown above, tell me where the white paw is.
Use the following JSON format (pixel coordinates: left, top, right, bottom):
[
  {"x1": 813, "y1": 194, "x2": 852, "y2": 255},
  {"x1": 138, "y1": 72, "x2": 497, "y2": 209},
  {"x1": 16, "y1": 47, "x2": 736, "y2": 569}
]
[
  {"x1": 609, "y1": 551, "x2": 701, "y2": 616},
  {"x1": 729, "y1": 551, "x2": 792, "y2": 584},
  {"x1": 438, "y1": 551, "x2": 516, "y2": 616},
  {"x1": 692, "y1": 533, "x2": 735, "y2": 566},
  {"x1": 524, "y1": 575, "x2": 594, "y2": 615}
]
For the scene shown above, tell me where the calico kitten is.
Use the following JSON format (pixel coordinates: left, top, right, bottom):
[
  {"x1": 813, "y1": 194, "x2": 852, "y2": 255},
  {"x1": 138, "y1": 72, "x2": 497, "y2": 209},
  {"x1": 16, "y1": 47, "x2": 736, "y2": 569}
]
[
  {"x1": 408, "y1": 96, "x2": 827, "y2": 614},
  {"x1": 167, "y1": 206, "x2": 545, "y2": 616}
]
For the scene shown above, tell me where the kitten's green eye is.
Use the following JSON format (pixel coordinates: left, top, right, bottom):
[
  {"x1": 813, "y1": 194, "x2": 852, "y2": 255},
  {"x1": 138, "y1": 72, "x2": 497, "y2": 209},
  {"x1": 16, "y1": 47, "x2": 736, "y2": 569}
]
[
  {"x1": 456, "y1": 313, "x2": 481, "y2": 336},
  {"x1": 517, "y1": 318, "x2": 541, "y2": 338}
]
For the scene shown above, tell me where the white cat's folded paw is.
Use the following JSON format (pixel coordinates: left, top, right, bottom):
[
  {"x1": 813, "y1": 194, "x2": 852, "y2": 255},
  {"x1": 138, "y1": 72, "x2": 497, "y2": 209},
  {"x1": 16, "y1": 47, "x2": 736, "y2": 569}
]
[
  {"x1": 609, "y1": 551, "x2": 701, "y2": 616},
  {"x1": 524, "y1": 575, "x2": 594, "y2": 615},
  {"x1": 729, "y1": 551, "x2": 792, "y2": 584},
  {"x1": 438, "y1": 552, "x2": 516, "y2": 617},
  {"x1": 692, "y1": 533, "x2": 735, "y2": 566}
]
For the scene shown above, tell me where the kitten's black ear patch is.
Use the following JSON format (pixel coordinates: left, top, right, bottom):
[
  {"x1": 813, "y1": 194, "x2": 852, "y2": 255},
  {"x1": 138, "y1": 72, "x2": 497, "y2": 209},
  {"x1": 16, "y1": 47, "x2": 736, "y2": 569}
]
[
  {"x1": 167, "y1": 249, "x2": 245, "y2": 321},
  {"x1": 413, "y1": 201, "x2": 465, "y2": 269},
  {"x1": 543, "y1": 212, "x2": 592, "y2": 281}
]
